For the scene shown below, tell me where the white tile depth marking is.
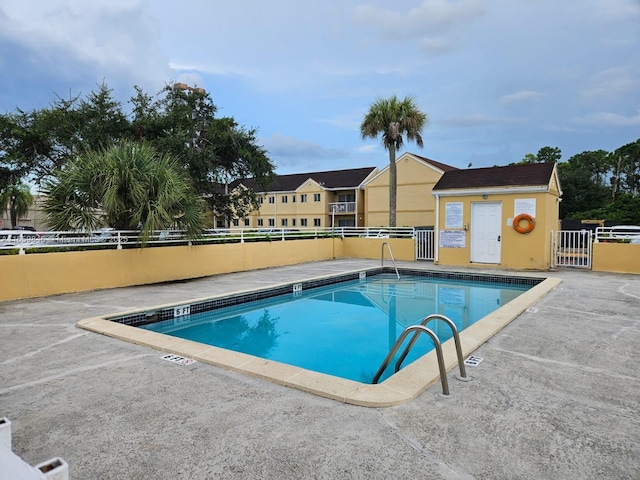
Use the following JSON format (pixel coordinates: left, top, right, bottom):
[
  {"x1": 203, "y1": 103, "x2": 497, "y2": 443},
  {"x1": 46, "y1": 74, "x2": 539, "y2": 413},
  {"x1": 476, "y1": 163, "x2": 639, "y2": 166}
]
[
  {"x1": 464, "y1": 356, "x2": 484, "y2": 367},
  {"x1": 161, "y1": 354, "x2": 196, "y2": 366}
]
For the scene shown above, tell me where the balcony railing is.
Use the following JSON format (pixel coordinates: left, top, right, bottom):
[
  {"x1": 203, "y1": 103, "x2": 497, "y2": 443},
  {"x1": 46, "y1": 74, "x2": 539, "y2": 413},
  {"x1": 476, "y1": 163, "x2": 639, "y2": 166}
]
[{"x1": 329, "y1": 202, "x2": 356, "y2": 214}]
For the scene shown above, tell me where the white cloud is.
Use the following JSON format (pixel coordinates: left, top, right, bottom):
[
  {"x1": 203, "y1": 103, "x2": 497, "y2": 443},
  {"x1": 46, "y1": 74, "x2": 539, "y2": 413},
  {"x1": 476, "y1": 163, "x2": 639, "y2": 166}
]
[
  {"x1": 263, "y1": 133, "x2": 349, "y2": 160},
  {"x1": 579, "y1": 66, "x2": 639, "y2": 100},
  {"x1": 354, "y1": 0, "x2": 485, "y2": 38},
  {"x1": 500, "y1": 90, "x2": 544, "y2": 105},
  {"x1": 440, "y1": 114, "x2": 519, "y2": 127},
  {"x1": 315, "y1": 112, "x2": 362, "y2": 131},
  {"x1": 590, "y1": 0, "x2": 640, "y2": 20},
  {"x1": 0, "y1": 1, "x2": 170, "y2": 92},
  {"x1": 572, "y1": 111, "x2": 640, "y2": 126},
  {"x1": 418, "y1": 37, "x2": 458, "y2": 56}
]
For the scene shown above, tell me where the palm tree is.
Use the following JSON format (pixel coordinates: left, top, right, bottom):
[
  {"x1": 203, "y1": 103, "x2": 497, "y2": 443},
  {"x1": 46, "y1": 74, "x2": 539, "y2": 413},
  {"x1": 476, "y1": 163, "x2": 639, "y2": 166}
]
[
  {"x1": 361, "y1": 96, "x2": 428, "y2": 227},
  {"x1": 42, "y1": 141, "x2": 206, "y2": 243},
  {"x1": 0, "y1": 183, "x2": 34, "y2": 229}
]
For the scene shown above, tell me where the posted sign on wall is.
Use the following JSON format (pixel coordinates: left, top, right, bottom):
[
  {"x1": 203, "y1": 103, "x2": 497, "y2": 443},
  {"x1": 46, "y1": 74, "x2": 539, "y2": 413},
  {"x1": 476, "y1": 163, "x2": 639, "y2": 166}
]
[
  {"x1": 514, "y1": 198, "x2": 536, "y2": 217},
  {"x1": 439, "y1": 230, "x2": 466, "y2": 248}
]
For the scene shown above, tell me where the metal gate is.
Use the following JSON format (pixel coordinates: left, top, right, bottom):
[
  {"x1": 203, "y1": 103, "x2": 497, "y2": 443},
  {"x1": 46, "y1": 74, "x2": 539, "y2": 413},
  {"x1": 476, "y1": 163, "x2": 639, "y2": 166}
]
[
  {"x1": 415, "y1": 229, "x2": 434, "y2": 261},
  {"x1": 551, "y1": 230, "x2": 592, "y2": 269}
]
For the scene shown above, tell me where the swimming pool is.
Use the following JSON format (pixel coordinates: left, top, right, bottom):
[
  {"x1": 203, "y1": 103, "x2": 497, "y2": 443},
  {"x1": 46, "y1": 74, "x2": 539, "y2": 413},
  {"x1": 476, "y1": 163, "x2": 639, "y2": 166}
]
[
  {"x1": 139, "y1": 273, "x2": 530, "y2": 383},
  {"x1": 78, "y1": 266, "x2": 559, "y2": 406}
]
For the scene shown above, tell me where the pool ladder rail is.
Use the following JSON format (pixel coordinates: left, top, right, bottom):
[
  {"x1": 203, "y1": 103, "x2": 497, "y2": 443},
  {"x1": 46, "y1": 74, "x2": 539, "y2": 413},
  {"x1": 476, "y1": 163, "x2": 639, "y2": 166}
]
[
  {"x1": 372, "y1": 314, "x2": 471, "y2": 396},
  {"x1": 381, "y1": 242, "x2": 400, "y2": 280}
]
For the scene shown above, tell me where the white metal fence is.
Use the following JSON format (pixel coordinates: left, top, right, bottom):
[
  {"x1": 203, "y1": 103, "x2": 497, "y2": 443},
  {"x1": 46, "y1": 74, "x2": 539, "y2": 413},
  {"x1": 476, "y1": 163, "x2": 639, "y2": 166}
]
[
  {"x1": 0, "y1": 226, "x2": 418, "y2": 254},
  {"x1": 594, "y1": 225, "x2": 640, "y2": 243},
  {"x1": 551, "y1": 230, "x2": 592, "y2": 269},
  {"x1": 415, "y1": 229, "x2": 435, "y2": 261}
]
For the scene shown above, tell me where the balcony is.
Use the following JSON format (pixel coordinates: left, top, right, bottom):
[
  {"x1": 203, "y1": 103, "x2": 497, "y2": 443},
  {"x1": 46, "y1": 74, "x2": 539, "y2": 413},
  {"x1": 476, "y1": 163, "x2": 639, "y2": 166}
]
[{"x1": 329, "y1": 202, "x2": 356, "y2": 214}]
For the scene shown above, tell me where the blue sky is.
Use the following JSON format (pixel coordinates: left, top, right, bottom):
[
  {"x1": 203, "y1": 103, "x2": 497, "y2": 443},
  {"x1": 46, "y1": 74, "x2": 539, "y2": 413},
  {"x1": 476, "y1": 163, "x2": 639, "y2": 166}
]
[{"x1": 0, "y1": 0, "x2": 638, "y2": 174}]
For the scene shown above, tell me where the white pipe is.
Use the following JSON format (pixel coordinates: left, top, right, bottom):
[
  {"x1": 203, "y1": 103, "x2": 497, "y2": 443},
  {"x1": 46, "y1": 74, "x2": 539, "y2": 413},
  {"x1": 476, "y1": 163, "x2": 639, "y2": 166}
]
[{"x1": 434, "y1": 194, "x2": 440, "y2": 262}]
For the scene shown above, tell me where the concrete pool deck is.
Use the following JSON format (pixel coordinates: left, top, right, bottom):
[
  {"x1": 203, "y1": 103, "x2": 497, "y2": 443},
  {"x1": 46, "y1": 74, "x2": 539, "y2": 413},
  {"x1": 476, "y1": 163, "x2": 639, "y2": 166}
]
[
  {"x1": 1, "y1": 259, "x2": 639, "y2": 479},
  {"x1": 77, "y1": 266, "x2": 561, "y2": 408}
]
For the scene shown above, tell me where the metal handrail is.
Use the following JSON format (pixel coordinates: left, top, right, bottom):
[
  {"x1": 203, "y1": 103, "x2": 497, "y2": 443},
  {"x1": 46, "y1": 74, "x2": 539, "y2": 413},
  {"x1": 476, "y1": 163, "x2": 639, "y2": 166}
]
[
  {"x1": 395, "y1": 314, "x2": 468, "y2": 380},
  {"x1": 371, "y1": 325, "x2": 450, "y2": 396},
  {"x1": 381, "y1": 242, "x2": 400, "y2": 280}
]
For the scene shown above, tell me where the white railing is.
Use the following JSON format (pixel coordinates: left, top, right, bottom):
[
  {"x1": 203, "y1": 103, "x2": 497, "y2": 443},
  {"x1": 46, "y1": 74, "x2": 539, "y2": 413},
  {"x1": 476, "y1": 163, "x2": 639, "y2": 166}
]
[
  {"x1": 551, "y1": 230, "x2": 592, "y2": 269},
  {"x1": 0, "y1": 227, "x2": 417, "y2": 254},
  {"x1": 594, "y1": 226, "x2": 640, "y2": 243},
  {"x1": 329, "y1": 202, "x2": 356, "y2": 214},
  {"x1": 415, "y1": 229, "x2": 435, "y2": 260}
]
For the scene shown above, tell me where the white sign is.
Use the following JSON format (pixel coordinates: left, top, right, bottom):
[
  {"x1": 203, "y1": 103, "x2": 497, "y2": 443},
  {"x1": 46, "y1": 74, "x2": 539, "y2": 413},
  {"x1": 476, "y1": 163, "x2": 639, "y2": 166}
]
[
  {"x1": 173, "y1": 305, "x2": 191, "y2": 317},
  {"x1": 445, "y1": 202, "x2": 464, "y2": 228},
  {"x1": 439, "y1": 230, "x2": 466, "y2": 248},
  {"x1": 514, "y1": 198, "x2": 536, "y2": 218}
]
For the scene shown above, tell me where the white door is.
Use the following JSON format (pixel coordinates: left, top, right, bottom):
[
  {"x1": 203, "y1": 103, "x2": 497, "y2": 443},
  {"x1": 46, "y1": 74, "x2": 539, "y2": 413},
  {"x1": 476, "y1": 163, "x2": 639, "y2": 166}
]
[{"x1": 471, "y1": 202, "x2": 502, "y2": 264}]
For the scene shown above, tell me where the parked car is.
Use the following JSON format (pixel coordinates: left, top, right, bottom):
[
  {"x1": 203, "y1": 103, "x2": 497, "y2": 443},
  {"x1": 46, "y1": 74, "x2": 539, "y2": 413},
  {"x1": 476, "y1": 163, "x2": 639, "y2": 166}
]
[
  {"x1": 6, "y1": 225, "x2": 37, "y2": 232},
  {"x1": 609, "y1": 225, "x2": 640, "y2": 244},
  {"x1": 0, "y1": 230, "x2": 40, "y2": 247}
]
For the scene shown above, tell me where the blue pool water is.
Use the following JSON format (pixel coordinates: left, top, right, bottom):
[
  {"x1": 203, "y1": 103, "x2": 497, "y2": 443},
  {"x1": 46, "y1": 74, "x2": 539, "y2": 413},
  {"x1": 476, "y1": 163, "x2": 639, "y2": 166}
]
[{"x1": 141, "y1": 274, "x2": 529, "y2": 382}]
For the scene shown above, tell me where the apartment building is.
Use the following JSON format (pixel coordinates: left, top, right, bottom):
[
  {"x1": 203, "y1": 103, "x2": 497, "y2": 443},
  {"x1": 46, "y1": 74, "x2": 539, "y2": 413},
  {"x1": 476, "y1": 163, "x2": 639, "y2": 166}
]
[
  {"x1": 237, "y1": 167, "x2": 378, "y2": 229},
  {"x1": 364, "y1": 153, "x2": 458, "y2": 227}
]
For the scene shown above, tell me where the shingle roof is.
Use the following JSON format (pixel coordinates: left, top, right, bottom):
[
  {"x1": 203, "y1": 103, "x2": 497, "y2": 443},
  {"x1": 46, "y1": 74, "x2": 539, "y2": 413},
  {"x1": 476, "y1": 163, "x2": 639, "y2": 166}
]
[
  {"x1": 240, "y1": 167, "x2": 377, "y2": 192},
  {"x1": 411, "y1": 154, "x2": 459, "y2": 172},
  {"x1": 433, "y1": 163, "x2": 555, "y2": 191}
]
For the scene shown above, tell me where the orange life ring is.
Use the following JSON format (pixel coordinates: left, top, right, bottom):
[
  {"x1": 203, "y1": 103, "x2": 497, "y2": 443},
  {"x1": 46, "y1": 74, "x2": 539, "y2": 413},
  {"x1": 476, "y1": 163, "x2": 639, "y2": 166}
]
[{"x1": 513, "y1": 213, "x2": 535, "y2": 234}]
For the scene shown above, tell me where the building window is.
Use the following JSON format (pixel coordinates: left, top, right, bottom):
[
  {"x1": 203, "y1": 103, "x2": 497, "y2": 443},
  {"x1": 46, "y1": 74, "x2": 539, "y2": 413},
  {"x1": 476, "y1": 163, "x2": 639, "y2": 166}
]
[
  {"x1": 281, "y1": 195, "x2": 287, "y2": 203},
  {"x1": 268, "y1": 196, "x2": 275, "y2": 204},
  {"x1": 281, "y1": 218, "x2": 288, "y2": 227},
  {"x1": 257, "y1": 218, "x2": 263, "y2": 226},
  {"x1": 292, "y1": 219, "x2": 296, "y2": 227},
  {"x1": 268, "y1": 218, "x2": 275, "y2": 227},
  {"x1": 258, "y1": 197, "x2": 264, "y2": 205},
  {"x1": 300, "y1": 218, "x2": 308, "y2": 227},
  {"x1": 338, "y1": 194, "x2": 355, "y2": 202},
  {"x1": 313, "y1": 218, "x2": 321, "y2": 227},
  {"x1": 292, "y1": 195, "x2": 296, "y2": 203},
  {"x1": 300, "y1": 194, "x2": 307, "y2": 203},
  {"x1": 244, "y1": 219, "x2": 250, "y2": 227},
  {"x1": 314, "y1": 193, "x2": 321, "y2": 202},
  {"x1": 232, "y1": 219, "x2": 239, "y2": 227}
]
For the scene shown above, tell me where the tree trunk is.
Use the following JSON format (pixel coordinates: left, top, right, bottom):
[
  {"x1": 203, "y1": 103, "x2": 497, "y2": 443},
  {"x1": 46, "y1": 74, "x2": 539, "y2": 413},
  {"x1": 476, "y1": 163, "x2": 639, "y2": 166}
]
[
  {"x1": 10, "y1": 197, "x2": 17, "y2": 228},
  {"x1": 611, "y1": 155, "x2": 622, "y2": 202},
  {"x1": 388, "y1": 148, "x2": 397, "y2": 227}
]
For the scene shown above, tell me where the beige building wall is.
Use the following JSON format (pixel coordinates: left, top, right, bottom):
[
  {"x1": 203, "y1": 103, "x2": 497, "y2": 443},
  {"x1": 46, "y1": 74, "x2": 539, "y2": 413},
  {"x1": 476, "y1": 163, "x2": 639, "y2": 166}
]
[
  {"x1": 245, "y1": 180, "x2": 367, "y2": 229},
  {"x1": 364, "y1": 153, "x2": 445, "y2": 227},
  {"x1": 1, "y1": 195, "x2": 48, "y2": 231},
  {"x1": 434, "y1": 189, "x2": 560, "y2": 270}
]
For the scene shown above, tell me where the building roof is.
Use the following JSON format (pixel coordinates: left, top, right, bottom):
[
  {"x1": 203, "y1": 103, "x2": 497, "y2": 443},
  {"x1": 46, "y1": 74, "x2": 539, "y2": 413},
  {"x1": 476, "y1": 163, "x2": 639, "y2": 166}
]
[
  {"x1": 411, "y1": 154, "x2": 459, "y2": 173},
  {"x1": 239, "y1": 166, "x2": 378, "y2": 192},
  {"x1": 432, "y1": 162, "x2": 556, "y2": 191}
]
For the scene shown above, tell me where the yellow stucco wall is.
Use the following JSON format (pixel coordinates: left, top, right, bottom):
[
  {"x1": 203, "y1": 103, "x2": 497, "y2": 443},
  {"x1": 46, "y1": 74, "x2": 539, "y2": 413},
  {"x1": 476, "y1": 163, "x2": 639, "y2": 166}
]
[
  {"x1": 0, "y1": 237, "x2": 416, "y2": 302},
  {"x1": 341, "y1": 238, "x2": 415, "y2": 262},
  {"x1": 0, "y1": 239, "x2": 342, "y2": 302},
  {"x1": 365, "y1": 154, "x2": 444, "y2": 227},
  {"x1": 592, "y1": 243, "x2": 640, "y2": 274},
  {"x1": 435, "y1": 191, "x2": 559, "y2": 270}
]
